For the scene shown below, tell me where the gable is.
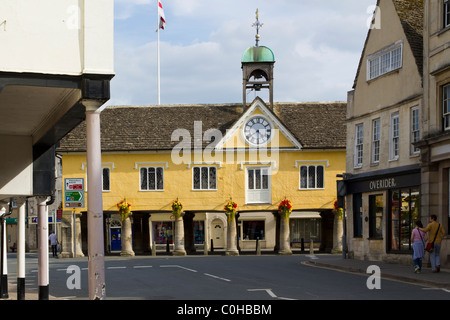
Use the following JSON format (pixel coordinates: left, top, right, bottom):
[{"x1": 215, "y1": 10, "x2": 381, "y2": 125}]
[
  {"x1": 215, "y1": 97, "x2": 302, "y2": 151},
  {"x1": 353, "y1": 0, "x2": 423, "y2": 89},
  {"x1": 350, "y1": 0, "x2": 423, "y2": 117}
]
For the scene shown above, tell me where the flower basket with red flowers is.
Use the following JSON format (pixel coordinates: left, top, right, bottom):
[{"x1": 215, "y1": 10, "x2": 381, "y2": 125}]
[
  {"x1": 117, "y1": 199, "x2": 131, "y2": 221},
  {"x1": 224, "y1": 200, "x2": 238, "y2": 223},
  {"x1": 278, "y1": 199, "x2": 292, "y2": 220}
]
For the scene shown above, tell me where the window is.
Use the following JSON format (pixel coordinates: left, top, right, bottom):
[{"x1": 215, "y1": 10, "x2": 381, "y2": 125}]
[
  {"x1": 299, "y1": 165, "x2": 324, "y2": 189},
  {"x1": 152, "y1": 221, "x2": 173, "y2": 244},
  {"x1": 354, "y1": 124, "x2": 364, "y2": 168},
  {"x1": 444, "y1": 84, "x2": 450, "y2": 131},
  {"x1": 246, "y1": 167, "x2": 271, "y2": 204},
  {"x1": 411, "y1": 107, "x2": 420, "y2": 154},
  {"x1": 367, "y1": 42, "x2": 403, "y2": 81},
  {"x1": 193, "y1": 166, "x2": 217, "y2": 190},
  {"x1": 289, "y1": 218, "x2": 321, "y2": 245},
  {"x1": 242, "y1": 221, "x2": 265, "y2": 240},
  {"x1": 102, "y1": 167, "x2": 110, "y2": 191},
  {"x1": 372, "y1": 119, "x2": 380, "y2": 163},
  {"x1": 140, "y1": 167, "x2": 164, "y2": 191},
  {"x1": 445, "y1": 0, "x2": 450, "y2": 28},
  {"x1": 389, "y1": 188, "x2": 420, "y2": 252},
  {"x1": 369, "y1": 194, "x2": 383, "y2": 239},
  {"x1": 390, "y1": 113, "x2": 399, "y2": 160}
]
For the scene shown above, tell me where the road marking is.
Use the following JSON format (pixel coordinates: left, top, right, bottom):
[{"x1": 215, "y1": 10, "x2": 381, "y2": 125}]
[
  {"x1": 204, "y1": 273, "x2": 231, "y2": 282},
  {"x1": 107, "y1": 266, "x2": 127, "y2": 270},
  {"x1": 248, "y1": 288, "x2": 277, "y2": 298},
  {"x1": 423, "y1": 288, "x2": 450, "y2": 293},
  {"x1": 248, "y1": 288, "x2": 296, "y2": 300},
  {"x1": 160, "y1": 265, "x2": 197, "y2": 273},
  {"x1": 133, "y1": 265, "x2": 153, "y2": 269}
]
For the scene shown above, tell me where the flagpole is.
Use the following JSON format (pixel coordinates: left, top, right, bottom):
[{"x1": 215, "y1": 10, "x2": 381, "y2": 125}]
[{"x1": 157, "y1": 2, "x2": 161, "y2": 105}]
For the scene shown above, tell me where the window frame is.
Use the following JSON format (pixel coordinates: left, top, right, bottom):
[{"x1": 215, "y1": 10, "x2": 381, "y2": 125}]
[
  {"x1": 299, "y1": 165, "x2": 325, "y2": 190},
  {"x1": 192, "y1": 166, "x2": 217, "y2": 191},
  {"x1": 102, "y1": 167, "x2": 111, "y2": 192},
  {"x1": 367, "y1": 41, "x2": 403, "y2": 81},
  {"x1": 354, "y1": 124, "x2": 364, "y2": 168},
  {"x1": 444, "y1": 0, "x2": 450, "y2": 29},
  {"x1": 390, "y1": 112, "x2": 400, "y2": 161},
  {"x1": 371, "y1": 118, "x2": 380, "y2": 164},
  {"x1": 245, "y1": 166, "x2": 271, "y2": 204},
  {"x1": 410, "y1": 106, "x2": 420, "y2": 155},
  {"x1": 443, "y1": 83, "x2": 450, "y2": 131},
  {"x1": 139, "y1": 166, "x2": 164, "y2": 191}
]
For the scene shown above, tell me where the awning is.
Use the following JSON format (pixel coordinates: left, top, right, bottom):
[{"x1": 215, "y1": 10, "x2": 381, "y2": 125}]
[{"x1": 290, "y1": 211, "x2": 321, "y2": 219}]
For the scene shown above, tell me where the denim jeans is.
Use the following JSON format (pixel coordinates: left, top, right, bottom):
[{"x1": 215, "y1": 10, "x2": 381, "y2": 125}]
[{"x1": 430, "y1": 243, "x2": 441, "y2": 271}]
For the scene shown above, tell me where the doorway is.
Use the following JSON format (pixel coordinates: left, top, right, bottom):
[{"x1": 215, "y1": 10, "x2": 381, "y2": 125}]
[{"x1": 211, "y1": 219, "x2": 225, "y2": 248}]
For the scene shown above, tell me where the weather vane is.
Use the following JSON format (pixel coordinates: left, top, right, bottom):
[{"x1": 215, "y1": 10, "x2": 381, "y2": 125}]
[{"x1": 252, "y1": 9, "x2": 263, "y2": 47}]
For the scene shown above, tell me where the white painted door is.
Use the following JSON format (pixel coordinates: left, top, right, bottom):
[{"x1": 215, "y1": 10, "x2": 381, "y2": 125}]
[{"x1": 211, "y1": 219, "x2": 225, "y2": 248}]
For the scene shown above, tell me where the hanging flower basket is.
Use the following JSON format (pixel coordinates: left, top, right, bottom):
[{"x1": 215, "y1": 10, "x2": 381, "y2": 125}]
[
  {"x1": 278, "y1": 199, "x2": 292, "y2": 220},
  {"x1": 117, "y1": 199, "x2": 131, "y2": 221},
  {"x1": 172, "y1": 200, "x2": 183, "y2": 218},
  {"x1": 333, "y1": 200, "x2": 343, "y2": 220},
  {"x1": 224, "y1": 200, "x2": 238, "y2": 223}
]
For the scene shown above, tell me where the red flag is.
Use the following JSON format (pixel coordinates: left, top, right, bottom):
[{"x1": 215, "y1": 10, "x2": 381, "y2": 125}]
[{"x1": 158, "y1": 0, "x2": 166, "y2": 30}]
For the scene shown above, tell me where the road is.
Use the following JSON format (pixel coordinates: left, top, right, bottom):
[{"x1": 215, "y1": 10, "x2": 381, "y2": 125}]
[{"x1": 6, "y1": 253, "x2": 450, "y2": 300}]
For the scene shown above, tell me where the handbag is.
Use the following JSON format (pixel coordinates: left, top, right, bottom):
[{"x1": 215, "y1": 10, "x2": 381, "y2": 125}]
[{"x1": 425, "y1": 224, "x2": 440, "y2": 253}]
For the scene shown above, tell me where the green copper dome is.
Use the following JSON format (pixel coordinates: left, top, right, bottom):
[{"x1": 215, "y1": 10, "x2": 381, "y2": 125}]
[{"x1": 242, "y1": 46, "x2": 275, "y2": 63}]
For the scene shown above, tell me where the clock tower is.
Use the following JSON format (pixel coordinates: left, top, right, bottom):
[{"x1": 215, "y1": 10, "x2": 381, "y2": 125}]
[{"x1": 242, "y1": 9, "x2": 275, "y2": 109}]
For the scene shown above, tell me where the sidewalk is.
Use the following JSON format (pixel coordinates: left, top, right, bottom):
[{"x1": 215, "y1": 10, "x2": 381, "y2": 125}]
[{"x1": 306, "y1": 256, "x2": 450, "y2": 290}]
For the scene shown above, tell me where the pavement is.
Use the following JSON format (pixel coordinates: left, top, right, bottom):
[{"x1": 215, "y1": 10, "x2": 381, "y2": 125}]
[
  {"x1": 1, "y1": 253, "x2": 449, "y2": 300},
  {"x1": 305, "y1": 255, "x2": 450, "y2": 290}
]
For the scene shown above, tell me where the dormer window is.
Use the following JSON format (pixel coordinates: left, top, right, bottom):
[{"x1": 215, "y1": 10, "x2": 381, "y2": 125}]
[{"x1": 367, "y1": 41, "x2": 403, "y2": 81}]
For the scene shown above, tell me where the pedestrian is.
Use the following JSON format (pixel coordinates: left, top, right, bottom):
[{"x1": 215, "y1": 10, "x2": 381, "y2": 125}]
[
  {"x1": 411, "y1": 220, "x2": 427, "y2": 273},
  {"x1": 420, "y1": 215, "x2": 446, "y2": 273},
  {"x1": 48, "y1": 231, "x2": 58, "y2": 257}
]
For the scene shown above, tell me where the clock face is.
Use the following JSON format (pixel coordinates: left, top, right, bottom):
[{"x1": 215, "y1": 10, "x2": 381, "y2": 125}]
[{"x1": 243, "y1": 116, "x2": 272, "y2": 146}]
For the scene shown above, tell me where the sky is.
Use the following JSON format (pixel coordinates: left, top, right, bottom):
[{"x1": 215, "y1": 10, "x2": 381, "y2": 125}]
[{"x1": 108, "y1": 0, "x2": 377, "y2": 107}]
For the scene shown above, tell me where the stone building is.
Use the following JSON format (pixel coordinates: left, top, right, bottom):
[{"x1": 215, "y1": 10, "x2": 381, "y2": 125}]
[
  {"x1": 57, "y1": 24, "x2": 347, "y2": 257},
  {"x1": 344, "y1": 0, "x2": 424, "y2": 263}
]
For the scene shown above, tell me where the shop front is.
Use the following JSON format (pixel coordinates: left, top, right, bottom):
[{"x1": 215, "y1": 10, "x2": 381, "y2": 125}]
[{"x1": 344, "y1": 165, "x2": 421, "y2": 263}]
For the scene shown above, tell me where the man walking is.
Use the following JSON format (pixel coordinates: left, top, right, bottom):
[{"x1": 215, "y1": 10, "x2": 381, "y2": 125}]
[
  {"x1": 48, "y1": 231, "x2": 58, "y2": 257},
  {"x1": 420, "y1": 215, "x2": 446, "y2": 272}
]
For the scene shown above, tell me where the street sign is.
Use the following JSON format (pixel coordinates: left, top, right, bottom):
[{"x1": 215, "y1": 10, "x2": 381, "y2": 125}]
[
  {"x1": 65, "y1": 178, "x2": 84, "y2": 191},
  {"x1": 64, "y1": 178, "x2": 85, "y2": 208}
]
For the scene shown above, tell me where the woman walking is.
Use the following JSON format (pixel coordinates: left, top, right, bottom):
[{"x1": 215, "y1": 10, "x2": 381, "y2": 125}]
[
  {"x1": 420, "y1": 215, "x2": 446, "y2": 273},
  {"x1": 411, "y1": 221, "x2": 427, "y2": 273}
]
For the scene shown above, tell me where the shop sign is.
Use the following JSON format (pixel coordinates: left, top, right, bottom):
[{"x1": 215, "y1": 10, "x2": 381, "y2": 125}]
[
  {"x1": 346, "y1": 171, "x2": 420, "y2": 194},
  {"x1": 369, "y1": 178, "x2": 397, "y2": 191}
]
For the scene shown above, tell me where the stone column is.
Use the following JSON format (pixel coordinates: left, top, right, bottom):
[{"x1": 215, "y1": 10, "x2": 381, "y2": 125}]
[
  {"x1": 332, "y1": 210, "x2": 343, "y2": 253},
  {"x1": 85, "y1": 102, "x2": 106, "y2": 300},
  {"x1": 16, "y1": 198, "x2": 26, "y2": 300},
  {"x1": 37, "y1": 196, "x2": 49, "y2": 300},
  {"x1": 120, "y1": 214, "x2": 135, "y2": 256},
  {"x1": 173, "y1": 212, "x2": 186, "y2": 256},
  {"x1": 74, "y1": 212, "x2": 84, "y2": 257},
  {"x1": 278, "y1": 211, "x2": 292, "y2": 255},
  {"x1": 226, "y1": 213, "x2": 239, "y2": 256}
]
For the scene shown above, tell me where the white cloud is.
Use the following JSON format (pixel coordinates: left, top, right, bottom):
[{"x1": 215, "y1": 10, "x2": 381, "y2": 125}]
[{"x1": 109, "y1": 0, "x2": 376, "y2": 106}]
